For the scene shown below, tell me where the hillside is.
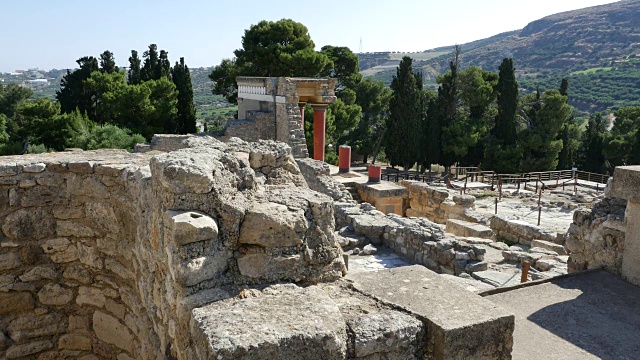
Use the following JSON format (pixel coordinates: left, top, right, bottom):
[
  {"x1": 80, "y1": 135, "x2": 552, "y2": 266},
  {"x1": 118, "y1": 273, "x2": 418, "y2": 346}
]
[{"x1": 360, "y1": 0, "x2": 640, "y2": 113}]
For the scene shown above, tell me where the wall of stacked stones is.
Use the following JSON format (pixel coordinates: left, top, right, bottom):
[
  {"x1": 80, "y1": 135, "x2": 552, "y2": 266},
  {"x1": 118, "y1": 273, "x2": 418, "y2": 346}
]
[
  {"x1": 0, "y1": 138, "x2": 346, "y2": 359},
  {"x1": 566, "y1": 197, "x2": 626, "y2": 274},
  {"x1": 335, "y1": 203, "x2": 487, "y2": 275},
  {"x1": 400, "y1": 181, "x2": 485, "y2": 224}
]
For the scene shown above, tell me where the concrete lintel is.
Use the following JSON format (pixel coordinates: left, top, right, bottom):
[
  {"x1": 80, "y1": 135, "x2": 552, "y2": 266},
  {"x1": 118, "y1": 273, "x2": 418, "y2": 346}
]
[{"x1": 237, "y1": 93, "x2": 286, "y2": 103}]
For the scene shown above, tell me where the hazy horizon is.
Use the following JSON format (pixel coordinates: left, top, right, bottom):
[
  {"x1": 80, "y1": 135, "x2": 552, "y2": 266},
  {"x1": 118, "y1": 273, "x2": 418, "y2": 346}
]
[{"x1": 1, "y1": 0, "x2": 621, "y2": 73}]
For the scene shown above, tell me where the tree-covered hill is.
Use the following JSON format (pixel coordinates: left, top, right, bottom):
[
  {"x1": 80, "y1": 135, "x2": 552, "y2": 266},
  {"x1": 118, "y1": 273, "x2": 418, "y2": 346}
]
[{"x1": 360, "y1": 0, "x2": 640, "y2": 113}]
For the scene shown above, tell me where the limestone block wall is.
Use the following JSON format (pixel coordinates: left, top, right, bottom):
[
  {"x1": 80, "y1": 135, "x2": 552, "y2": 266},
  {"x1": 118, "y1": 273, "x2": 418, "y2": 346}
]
[
  {"x1": 400, "y1": 181, "x2": 485, "y2": 224},
  {"x1": 489, "y1": 214, "x2": 565, "y2": 246},
  {"x1": 335, "y1": 203, "x2": 488, "y2": 275},
  {"x1": 0, "y1": 138, "x2": 345, "y2": 359},
  {"x1": 225, "y1": 111, "x2": 275, "y2": 143},
  {"x1": 566, "y1": 197, "x2": 626, "y2": 274}
]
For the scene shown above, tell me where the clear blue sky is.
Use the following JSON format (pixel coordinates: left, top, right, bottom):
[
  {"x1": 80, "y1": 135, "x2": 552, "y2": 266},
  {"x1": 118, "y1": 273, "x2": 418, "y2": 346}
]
[{"x1": 2, "y1": 0, "x2": 620, "y2": 72}]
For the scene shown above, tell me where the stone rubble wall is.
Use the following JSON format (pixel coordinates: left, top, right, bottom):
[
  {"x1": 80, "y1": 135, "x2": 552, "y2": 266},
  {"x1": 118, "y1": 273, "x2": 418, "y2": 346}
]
[
  {"x1": 489, "y1": 214, "x2": 565, "y2": 246},
  {"x1": 335, "y1": 203, "x2": 488, "y2": 276},
  {"x1": 295, "y1": 158, "x2": 352, "y2": 202},
  {"x1": 400, "y1": 181, "x2": 485, "y2": 224},
  {"x1": 0, "y1": 137, "x2": 345, "y2": 360},
  {"x1": 566, "y1": 197, "x2": 626, "y2": 274},
  {"x1": 225, "y1": 111, "x2": 275, "y2": 143}
]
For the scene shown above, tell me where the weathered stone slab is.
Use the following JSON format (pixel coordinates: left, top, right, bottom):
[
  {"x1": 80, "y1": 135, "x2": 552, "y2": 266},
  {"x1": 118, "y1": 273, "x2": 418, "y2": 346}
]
[
  {"x1": 531, "y1": 239, "x2": 567, "y2": 255},
  {"x1": 350, "y1": 265, "x2": 514, "y2": 360},
  {"x1": 446, "y1": 219, "x2": 494, "y2": 239},
  {"x1": 190, "y1": 284, "x2": 347, "y2": 359},
  {"x1": 440, "y1": 274, "x2": 496, "y2": 293},
  {"x1": 471, "y1": 270, "x2": 521, "y2": 288},
  {"x1": 5, "y1": 340, "x2": 53, "y2": 359}
]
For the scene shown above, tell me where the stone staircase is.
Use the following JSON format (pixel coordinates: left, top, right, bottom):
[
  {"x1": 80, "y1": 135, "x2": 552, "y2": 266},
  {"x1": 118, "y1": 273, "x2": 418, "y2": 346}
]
[{"x1": 344, "y1": 183, "x2": 361, "y2": 202}]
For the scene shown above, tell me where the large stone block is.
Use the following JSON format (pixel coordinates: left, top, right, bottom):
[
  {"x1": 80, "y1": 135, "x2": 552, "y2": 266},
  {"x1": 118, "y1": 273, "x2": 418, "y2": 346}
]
[
  {"x1": 3, "y1": 208, "x2": 56, "y2": 241},
  {"x1": 8, "y1": 313, "x2": 66, "y2": 342},
  {"x1": 190, "y1": 284, "x2": 347, "y2": 359},
  {"x1": 0, "y1": 292, "x2": 34, "y2": 314},
  {"x1": 5, "y1": 340, "x2": 53, "y2": 359},
  {"x1": 164, "y1": 210, "x2": 219, "y2": 245},
  {"x1": 38, "y1": 283, "x2": 74, "y2": 306},
  {"x1": 93, "y1": 311, "x2": 135, "y2": 353},
  {"x1": 239, "y1": 202, "x2": 307, "y2": 248},
  {"x1": 351, "y1": 266, "x2": 514, "y2": 360}
]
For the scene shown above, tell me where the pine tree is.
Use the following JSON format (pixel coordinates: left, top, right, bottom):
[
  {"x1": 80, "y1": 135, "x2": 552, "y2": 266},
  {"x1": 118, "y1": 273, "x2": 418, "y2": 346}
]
[
  {"x1": 171, "y1": 57, "x2": 197, "y2": 134},
  {"x1": 99, "y1": 50, "x2": 118, "y2": 74},
  {"x1": 128, "y1": 50, "x2": 142, "y2": 85}
]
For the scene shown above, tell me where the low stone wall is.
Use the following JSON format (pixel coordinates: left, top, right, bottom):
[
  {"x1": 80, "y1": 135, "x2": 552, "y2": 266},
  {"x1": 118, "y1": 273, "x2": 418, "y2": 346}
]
[
  {"x1": 134, "y1": 134, "x2": 194, "y2": 153},
  {"x1": 0, "y1": 138, "x2": 345, "y2": 359},
  {"x1": 335, "y1": 203, "x2": 488, "y2": 275},
  {"x1": 295, "y1": 158, "x2": 352, "y2": 202},
  {"x1": 400, "y1": 181, "x2": 485, "y2": 224},
  {"x1": 566, "y1": 197, "x2": 626, "y2": 274},
  {"x1": 489, "y1": 214, "x2": 564, "y2": 246}
]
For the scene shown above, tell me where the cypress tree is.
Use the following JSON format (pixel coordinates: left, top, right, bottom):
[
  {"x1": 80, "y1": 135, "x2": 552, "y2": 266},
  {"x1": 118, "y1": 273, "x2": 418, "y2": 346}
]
[
  {"x1": 386, "y1": 56, "x2": 421, "y2": 172},
  {"x1": 171, "y1": 57, "x2": 197, "y2": 134},
  {"x1": 579, "y1": 113, "x2": 607, "y2": 173},
  {"x1": 141, "y1": 44, "x2": 159, "y2": 82},
  {"x1": 128, "y1": 50, "x2": 142, "y2": 85},
  {"x1": 494, "y1": 58, "x2": 518, "y2": 145},
  {"x1": 159, "y1": 50, "x2": 171, "y2": 79}
]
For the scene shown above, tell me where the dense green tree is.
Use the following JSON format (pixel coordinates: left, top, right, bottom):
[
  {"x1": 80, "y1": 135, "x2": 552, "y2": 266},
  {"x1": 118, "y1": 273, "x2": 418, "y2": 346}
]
[
  {"x1": 73, "y1": 124, "x2": 144, "y2": 151},
  {"x1": 603, "y1": 106, "x2": 640, "y2": 168},
  {"x1": 578, "y1": 113, "x2": 607, "y2": 173},
  {"x1": 519, "y1": 90, "x2": 571, "y2": 172},
  {"x1": 159, "y1": 50, "x2": 171, "y2": 79},
  {"x1": 0, "y1": 84, "x2": 33, "y2": 118},
  {"x1": 171, "y1": 57, "x2": 197, "y2": 134},
  {"x1": 349, "y1": 78, "x2": 392, "y2": 162},
  {"x1": 386, "y1": 56, "x2": 422, "y2": 171},
  {"x1": 458, "y1": 67, "x2": 498, "y2": 166},
  {"x1": 559, "y1": 78, "x2": 569, "y2": 97},
  {"x1": 320, "y1": 45, "x2": 362, "y2": 89},
  {"x1": 209, "y1": 59, "x2": 239, "y2": 103},
  {"x1": 56, "y1": 56, "x2": 99, "y2": 118},
  {"x1": 99, "y1": 50, "x2": 118, "y2": 74},
  {"x1": 210, "y1": 19, "x2": 331, "y2": 102},
  {"x1": 127, "y1": 50, "x2": 142, "y2": 85}
]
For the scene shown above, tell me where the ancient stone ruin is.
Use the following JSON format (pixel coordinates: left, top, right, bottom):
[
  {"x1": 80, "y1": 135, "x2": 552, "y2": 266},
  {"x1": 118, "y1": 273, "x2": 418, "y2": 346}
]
[{"x1": 0, "y1": 136, "x2": 517, "y2": 359}]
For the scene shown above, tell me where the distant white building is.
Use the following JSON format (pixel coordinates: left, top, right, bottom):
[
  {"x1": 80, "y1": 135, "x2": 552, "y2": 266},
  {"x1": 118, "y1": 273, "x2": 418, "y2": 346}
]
[{"x1": 25, "y1": 79, "x2": 48, "y2": 85}]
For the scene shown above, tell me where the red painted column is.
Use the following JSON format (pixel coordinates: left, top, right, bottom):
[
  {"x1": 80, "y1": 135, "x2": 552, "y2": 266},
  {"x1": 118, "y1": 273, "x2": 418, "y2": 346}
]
[
  {"x1": 298, "y1": 103, "x2": 306, "y2": 129},
  {"x1": 338, "y1": 145, "x2": 351, "y2": 173},
  {"x1": 368, "y1": 165, "x2": 381, "y2": 183},
  {"x1": 312, "y1": 105, "x2": 327, "y2": 161}
]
